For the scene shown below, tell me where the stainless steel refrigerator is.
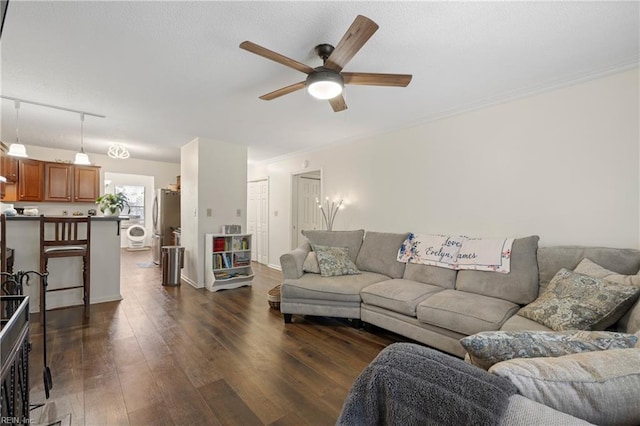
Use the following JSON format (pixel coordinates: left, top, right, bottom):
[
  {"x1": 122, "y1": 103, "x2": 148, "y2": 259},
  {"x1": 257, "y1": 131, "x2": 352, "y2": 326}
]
[{"x1": 152, "y1": 189, "x2": 181, "y2": 264}]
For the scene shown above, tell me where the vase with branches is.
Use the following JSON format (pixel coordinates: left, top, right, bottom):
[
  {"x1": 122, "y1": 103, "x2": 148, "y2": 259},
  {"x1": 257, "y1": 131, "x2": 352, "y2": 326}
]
[{"x1": 316, "y1": 197, "x2": 344, "y2": 231}]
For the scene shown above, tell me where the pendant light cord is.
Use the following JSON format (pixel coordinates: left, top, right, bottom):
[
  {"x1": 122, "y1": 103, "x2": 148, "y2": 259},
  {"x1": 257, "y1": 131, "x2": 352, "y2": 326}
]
[
  {"x1": 80, "y1": 113, "x2": 85, "y2": 153},
  {"x1": 14, "y1": 100, "x2": 21, "y2": 144}
]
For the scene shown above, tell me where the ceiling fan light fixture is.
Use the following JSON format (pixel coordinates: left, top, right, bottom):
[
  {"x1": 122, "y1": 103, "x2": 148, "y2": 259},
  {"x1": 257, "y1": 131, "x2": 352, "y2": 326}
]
[{"x1": 306, "y1": 70, "x2": 344, "y2": 100}]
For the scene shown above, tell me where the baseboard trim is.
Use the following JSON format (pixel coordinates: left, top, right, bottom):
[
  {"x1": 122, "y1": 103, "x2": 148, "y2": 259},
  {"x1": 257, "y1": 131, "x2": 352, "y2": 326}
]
[
  {"x1": 182, "y1": 274, "x2": 202, "y2": 289},
  {"x1": 268, "y1": 263, "x2": 282, "y2": 271}
]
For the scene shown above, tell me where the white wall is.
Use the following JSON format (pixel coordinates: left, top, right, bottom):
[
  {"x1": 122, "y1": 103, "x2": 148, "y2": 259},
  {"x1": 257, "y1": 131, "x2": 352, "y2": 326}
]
[
  {"x1": 180, "y1": 138, "x2": 199, "y2": 285},
  {"x1": 180, "y1": 137, "x2": 247, "y2": 288},
  {"x1": 249, "y1": 68, "x2": 640, "y2": 268}
]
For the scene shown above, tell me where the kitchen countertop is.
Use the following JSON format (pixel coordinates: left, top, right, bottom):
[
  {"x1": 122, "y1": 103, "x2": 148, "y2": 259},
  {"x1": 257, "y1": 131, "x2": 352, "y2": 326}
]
[{"x1": 5, "y1": 215, "x2": 123, "y2": 221}]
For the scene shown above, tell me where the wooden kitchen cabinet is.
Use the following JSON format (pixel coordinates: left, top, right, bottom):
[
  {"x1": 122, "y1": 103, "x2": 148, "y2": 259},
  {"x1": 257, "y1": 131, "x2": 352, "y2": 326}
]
[
  {"x1": 73, "y1": 165, "x2": 100, "y2": 202},
  {"x1": 42, "y1": 163, "x2": 100, "y2": 203},
  {"x1": 44, "y1": 162, "x2": 73, "y2": 202},
  {"x1": 18, "y1": 159, "x2": 44, "y2": 202},
  {"x1": 1, "y1": 144, "x2": 19, "y2": 201},
  {"x1": 4, "y1": 156, "x2": 18, "y2": 183}
]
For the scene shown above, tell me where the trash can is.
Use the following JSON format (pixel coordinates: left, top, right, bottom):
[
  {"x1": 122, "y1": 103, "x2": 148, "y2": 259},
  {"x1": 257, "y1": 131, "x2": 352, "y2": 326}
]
[{"x1": 161, "y1": 245, "x2": 185, "y2": 286}]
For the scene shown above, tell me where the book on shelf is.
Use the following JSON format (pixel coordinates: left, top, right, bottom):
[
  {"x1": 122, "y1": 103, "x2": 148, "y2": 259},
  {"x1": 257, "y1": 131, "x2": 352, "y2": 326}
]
[
  {"x1": 213, "y1": 237, "x2": 226, "y2": 252},
  {"x1": 223, "y1": 254, "x2": 231, "y2": 269}
]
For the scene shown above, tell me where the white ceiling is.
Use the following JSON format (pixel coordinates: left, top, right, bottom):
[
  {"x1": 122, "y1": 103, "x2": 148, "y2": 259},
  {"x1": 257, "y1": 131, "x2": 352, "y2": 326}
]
[{"x1": 1, "y1": 1, "x2": 638, "y2": 164}]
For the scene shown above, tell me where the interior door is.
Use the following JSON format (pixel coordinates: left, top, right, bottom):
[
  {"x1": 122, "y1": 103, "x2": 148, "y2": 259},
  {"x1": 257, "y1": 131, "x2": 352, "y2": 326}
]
[
  {"x1": 257, "y1": 180, "x2": 269, "y2": 265},
  {"x1": 296, "y1": 177, "x2": 321, "y2": 247},
  {"x1": 247, "y1": 180, "x2": 269, "y2": 265}
]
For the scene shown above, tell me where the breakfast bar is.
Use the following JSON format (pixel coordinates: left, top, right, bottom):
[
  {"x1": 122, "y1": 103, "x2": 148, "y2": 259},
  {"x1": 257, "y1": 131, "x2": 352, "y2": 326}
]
[{"x1": 4, "y1": 215, "x2": 122, "y2": 313}]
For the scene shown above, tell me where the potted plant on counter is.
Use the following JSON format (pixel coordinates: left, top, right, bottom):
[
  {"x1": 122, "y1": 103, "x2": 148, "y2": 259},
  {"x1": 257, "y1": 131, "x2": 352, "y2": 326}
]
[{"x1": 96, "y1": 192, "x2": 129, "y2": 217}]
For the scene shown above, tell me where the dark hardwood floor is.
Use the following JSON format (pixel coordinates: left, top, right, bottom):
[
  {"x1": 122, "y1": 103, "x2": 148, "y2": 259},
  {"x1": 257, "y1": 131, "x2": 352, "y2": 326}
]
[{"x1": 27, "y1": 249, "x2": 405, "y2": 425}]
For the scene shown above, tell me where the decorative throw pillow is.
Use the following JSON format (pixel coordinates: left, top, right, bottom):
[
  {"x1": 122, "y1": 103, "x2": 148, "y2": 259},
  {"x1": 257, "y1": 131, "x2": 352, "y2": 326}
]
[
  {"x1": 489, "y1": 349, "x2": 640, "y2": 425},
  {"x1": 517, "y1": 268, "x2": 640, "y2": 331},
  {"x1": 312, "y1": 244, "x2": 360, "y2": 277},
  {"x1": 574, "y1": 258, "x2": 640, "y2": 286},
  {"x1": 302, "y1": 251, "x2": 320, "y2": 274},
  {"x1": 574, "y1": 258, "x2": 640, "y2": 333},
  {"x1": 460, "y1": 330, "x2": 638, "y2": 370}
]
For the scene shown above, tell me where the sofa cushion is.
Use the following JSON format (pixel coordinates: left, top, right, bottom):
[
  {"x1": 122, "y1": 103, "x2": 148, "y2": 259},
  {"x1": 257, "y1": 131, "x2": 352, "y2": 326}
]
[
  {"x1": 355, "y1": 231, "x2": 408, "y2": 278},
  {"x1": 360, "y1": 279, "x2": 445, "y2": 317},
  {"x1": 416, "y1": 290, "x2": 519, "y2": 336},
  {"x1": 282, "y1": 271, "x2": 389, "y2": 303},
  {"x1": 455, "y1": 236, "x2": 540, "y2": 305},
  {"x1": 489, "y1": 349, "x2": 640, "y2": 426},
  {"x1": 500, "y1": 313, "x2": 552, "y2": 332},
  {"x1": 460, "y1": 330, "x2": 638, "y2": 370},
  {"x1": 403, "y1": 263, "x2": 457, "y2": 289},
  {"x1": 518, "y1": 268, "x2": 640, "y2": 331},
  {"x1": 312, "y1": 244, "x2": 360, "y2": 277},
  {"x1": 301, "y1": 229, "x2": 365, "y2": 263}
]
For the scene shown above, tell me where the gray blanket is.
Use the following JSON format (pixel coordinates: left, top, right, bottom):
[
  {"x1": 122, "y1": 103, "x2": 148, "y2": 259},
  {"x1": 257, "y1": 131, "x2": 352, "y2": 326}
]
[{"x1": 337, "y1": 343, "x2": 518, "y2": 426}]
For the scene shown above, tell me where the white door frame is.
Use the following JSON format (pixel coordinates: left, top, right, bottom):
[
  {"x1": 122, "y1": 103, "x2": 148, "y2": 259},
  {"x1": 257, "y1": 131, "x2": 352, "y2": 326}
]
[{"x1": 291, "y1": 168, "x2": 323, "y2": 250}]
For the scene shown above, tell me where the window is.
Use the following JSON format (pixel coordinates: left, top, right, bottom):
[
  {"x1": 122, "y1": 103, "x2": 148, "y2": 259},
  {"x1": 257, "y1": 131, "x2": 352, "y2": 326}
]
[{"x1": 116, "y1": 185, "x2": 145, "y2": 225}]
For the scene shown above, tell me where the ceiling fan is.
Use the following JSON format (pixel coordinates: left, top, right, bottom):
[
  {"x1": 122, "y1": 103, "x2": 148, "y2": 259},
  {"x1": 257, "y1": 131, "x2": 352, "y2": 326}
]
[{"x1": 239, "y1": 15, "x2": 412, "y2": 112}]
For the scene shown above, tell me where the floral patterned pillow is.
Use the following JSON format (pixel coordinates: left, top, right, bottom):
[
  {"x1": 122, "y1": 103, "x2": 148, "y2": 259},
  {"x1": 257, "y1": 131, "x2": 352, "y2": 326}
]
[
  {"x1": 312, "y1": 244, "x2": 360, "y2": 277},
  {"x1": 460, "y1": 330, "x2": 638, "y2": 370},
  {"x1": 518, "y1": 268, "x2": 640, "y2": 331}
]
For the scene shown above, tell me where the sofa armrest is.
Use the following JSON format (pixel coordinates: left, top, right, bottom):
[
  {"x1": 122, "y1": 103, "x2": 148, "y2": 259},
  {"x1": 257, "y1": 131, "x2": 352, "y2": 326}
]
[{"x1": 280, "y1": 242, "x2": 311, "y2": 280}]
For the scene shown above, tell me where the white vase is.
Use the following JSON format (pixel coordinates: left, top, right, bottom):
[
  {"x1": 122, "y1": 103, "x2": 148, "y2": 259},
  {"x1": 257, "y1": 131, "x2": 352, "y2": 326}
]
[{"x1": 103, "y1": 207, "x2": 121, "y2": 217}]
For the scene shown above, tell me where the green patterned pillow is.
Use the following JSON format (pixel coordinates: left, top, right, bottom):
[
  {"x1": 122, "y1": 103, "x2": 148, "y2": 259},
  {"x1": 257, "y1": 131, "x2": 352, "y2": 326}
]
[
  {"x1": 460, "y1": 330, "x2": 638, "y2": 370},
  {"x1": 312, "y1": 244, "x2": 361, "y2": 277},
  {"x1": 518, "y1": 268, "x2": 640, "y2": 331}
]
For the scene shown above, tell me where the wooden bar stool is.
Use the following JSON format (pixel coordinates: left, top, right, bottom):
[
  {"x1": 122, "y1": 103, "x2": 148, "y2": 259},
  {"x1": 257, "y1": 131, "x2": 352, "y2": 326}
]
[{"x1": 39, "y1": 215, "x2": 91, "y2": 324}]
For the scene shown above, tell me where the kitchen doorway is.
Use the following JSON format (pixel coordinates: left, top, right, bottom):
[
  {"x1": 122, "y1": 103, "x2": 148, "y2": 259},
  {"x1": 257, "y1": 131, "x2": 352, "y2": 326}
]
[{"x1": 104, "y1": 172, "x2": 154, "y2": 248}]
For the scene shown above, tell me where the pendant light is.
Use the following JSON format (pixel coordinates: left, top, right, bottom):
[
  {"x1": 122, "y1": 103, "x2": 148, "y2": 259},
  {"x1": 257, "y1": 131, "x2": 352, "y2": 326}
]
[
  {"x1": 74, "y1": 113, "x2": 91, "y2": 165},
  {"x1": 8, "y1": 100, "x2": 28, "y2": 157}
]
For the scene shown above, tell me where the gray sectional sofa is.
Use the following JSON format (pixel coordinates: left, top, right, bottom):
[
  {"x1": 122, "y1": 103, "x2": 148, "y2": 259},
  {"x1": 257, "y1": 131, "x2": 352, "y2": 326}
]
[
  {"x1": 279, "y1": 230, "x2": 640, "y2": 357},
  {"x1": 280, "y1": 229, "x2": 640, "y2": 424}
]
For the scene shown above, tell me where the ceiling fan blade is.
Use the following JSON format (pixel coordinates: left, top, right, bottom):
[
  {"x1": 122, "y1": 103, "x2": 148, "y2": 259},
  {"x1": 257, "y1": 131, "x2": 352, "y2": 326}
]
[
  {"x1": 240, "y1": 41, "x2": 315, "y2": 75},
  {"x1": 259, "y1": 81, "x2": 306, "y2": 101},
  {"x1": 328, "y1": 95, "x2": 347, "y2": 112},
  {"x1": 342, "y1": 72, "x2": 413, "y2": 87},
  {"x1": 324, "y1": 15, "x2": 379, "y2": 72}
]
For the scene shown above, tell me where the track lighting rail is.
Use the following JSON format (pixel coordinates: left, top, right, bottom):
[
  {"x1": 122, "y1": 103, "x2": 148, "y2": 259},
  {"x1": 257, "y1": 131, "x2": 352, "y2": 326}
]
[{"x1": 0, "y1": 95, "x2": 106, "y2": 119}]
